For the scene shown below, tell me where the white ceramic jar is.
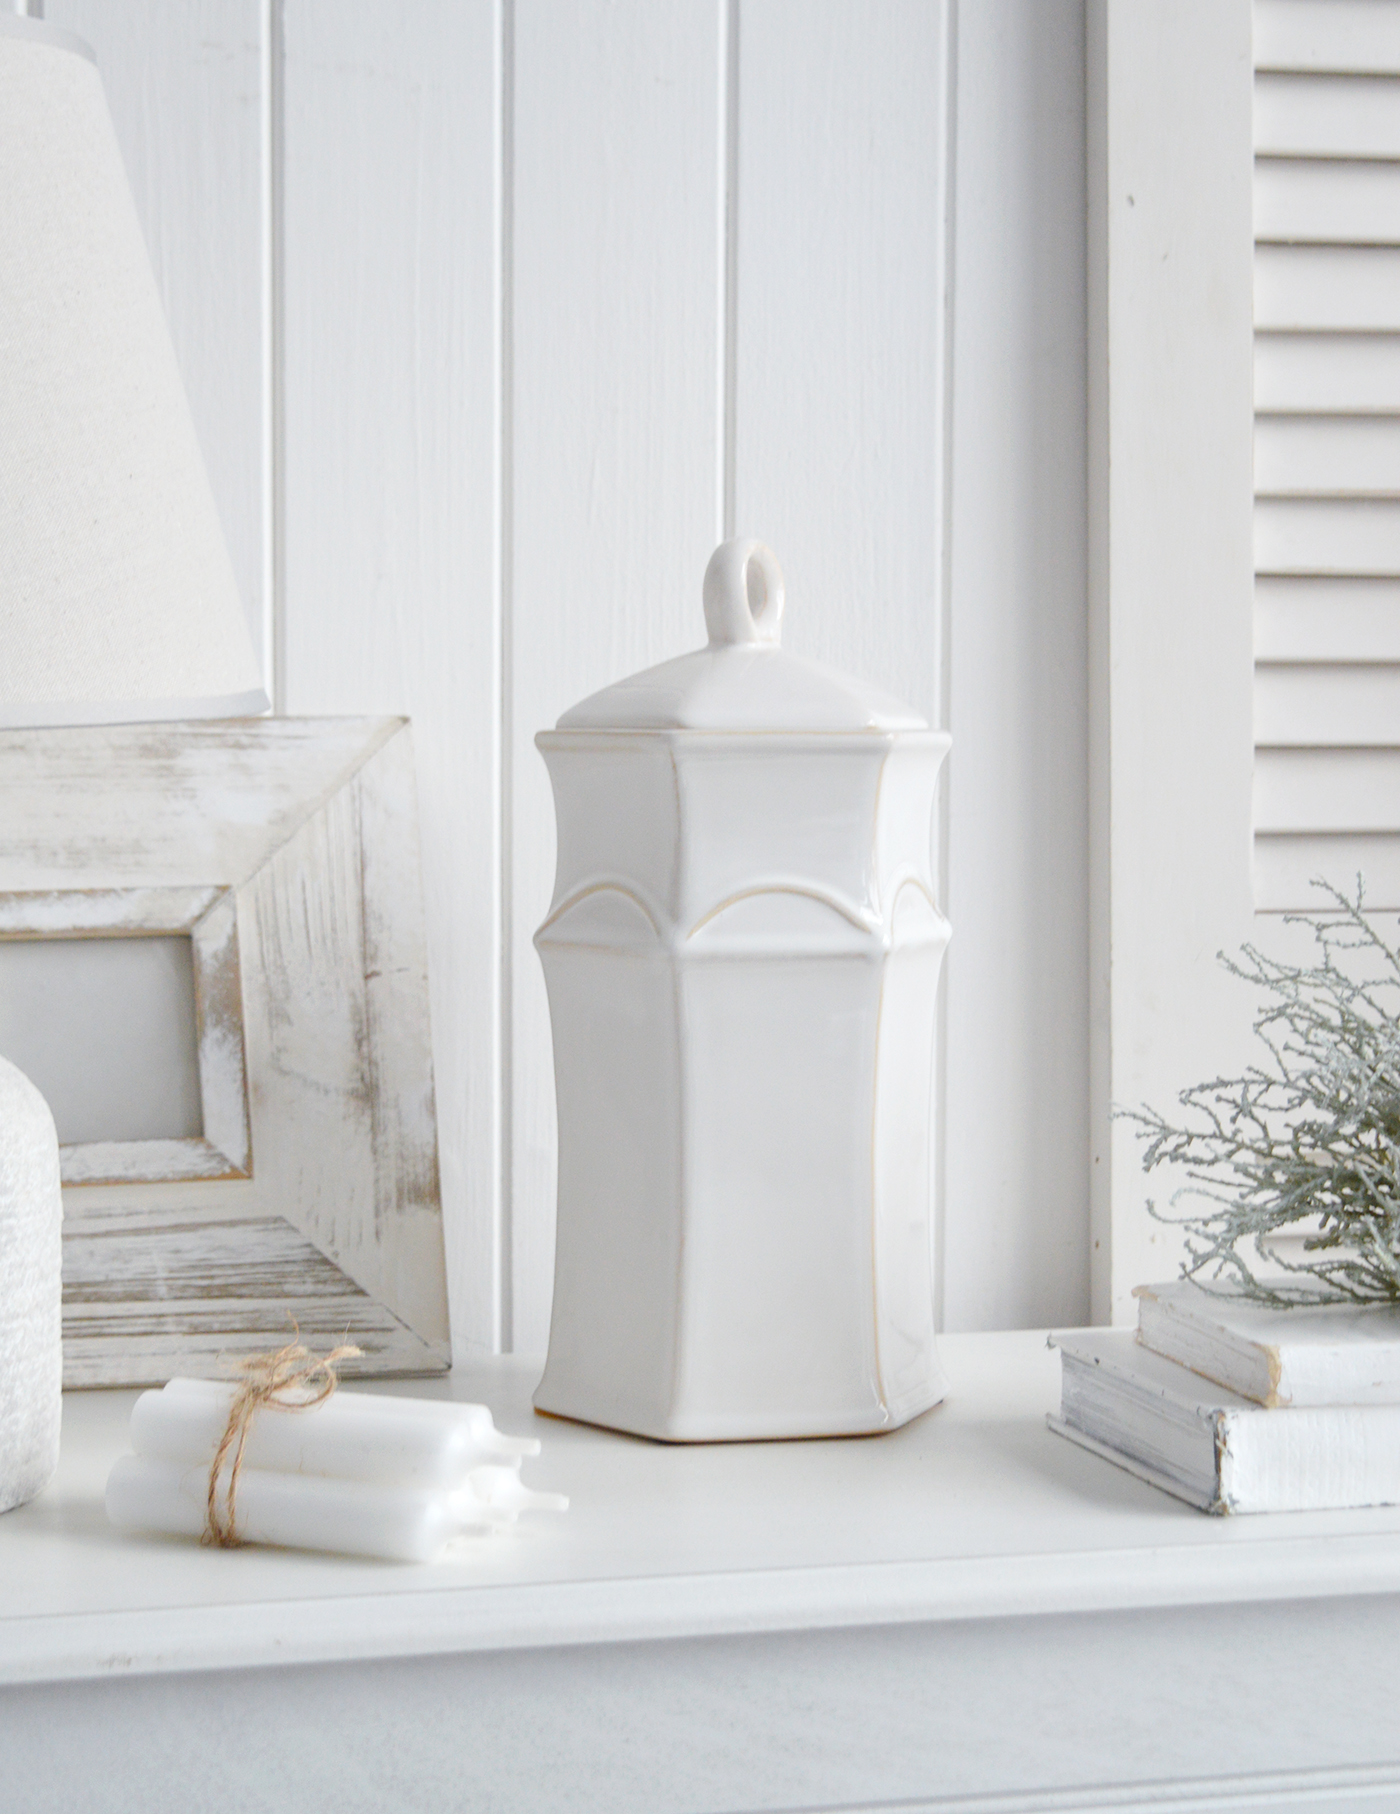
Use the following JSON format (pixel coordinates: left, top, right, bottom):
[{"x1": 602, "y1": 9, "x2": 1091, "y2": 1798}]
[{"x1": 533, "y1": 539, "x2": 951, "y2": 1441}]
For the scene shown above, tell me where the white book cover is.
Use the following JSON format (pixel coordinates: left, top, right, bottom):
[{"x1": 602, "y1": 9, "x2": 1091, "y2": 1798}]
[
  {"x1": 1049, "y1": 1331, "x2": 1400, "y2": 1515},
  {"x1": 1133, "y1": 1279, "x2": 1400, "y2": 1407}
]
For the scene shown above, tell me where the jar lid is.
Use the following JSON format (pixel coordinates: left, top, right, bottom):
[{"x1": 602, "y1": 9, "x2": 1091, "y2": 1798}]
[{"x1": 555, "y1": 538, "x2": 927, "y2": 733}]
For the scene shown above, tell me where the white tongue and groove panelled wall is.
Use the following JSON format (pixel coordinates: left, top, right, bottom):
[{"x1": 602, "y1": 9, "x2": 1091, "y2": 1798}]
[
  {"x1": 41, "y1": 1, "x2": 1090, "y2": 1355},
  {"x1": 1254, "y1": 0, "x2": 1400, "y2": 910}
]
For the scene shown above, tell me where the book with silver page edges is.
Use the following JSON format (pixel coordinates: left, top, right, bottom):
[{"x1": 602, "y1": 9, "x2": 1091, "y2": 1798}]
[{"x1": 1049, "y1": 1331, "x2": 1400, "y2": 1514}]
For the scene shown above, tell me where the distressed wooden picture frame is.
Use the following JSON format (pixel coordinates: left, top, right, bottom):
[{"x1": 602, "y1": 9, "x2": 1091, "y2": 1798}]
[{"x1": 0, "y1": 718, "x2": 450, "y2": 1386}]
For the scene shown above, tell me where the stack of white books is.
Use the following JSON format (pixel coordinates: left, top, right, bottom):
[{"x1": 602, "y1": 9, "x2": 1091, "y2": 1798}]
[{"x1": 1049, "y1": 1281, "x2": 1400, "y2": 1513}]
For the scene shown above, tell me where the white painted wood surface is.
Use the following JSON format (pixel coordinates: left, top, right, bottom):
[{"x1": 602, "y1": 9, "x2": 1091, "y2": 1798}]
[
  {"x1": 13, "y1": 1332, "x2": 1400, "y2": 1673},
  {"x1": 1258, "y1": 331, "x2": 1400, "y2": 411},
  {"x1": 730, "y1": 0, "x2": 948, "y2": 721},
  {"x1": 943, "y1": 0, "x2": 1089, "y2": 1330},
  {"x1": 32, "y1": 2, "x2": 1092, "y2": 1349},
  {"x1": 8, "y1": 1632, "x2": 1400, "y2": 1814},
  {"x1": 4, "y1": 1335, "x2": 1400, "y2": 1810},
  {"x1": 277, "y1": 1, "x2": 504, "y2": 1363},
  {"x1": 1253, "y1": 1, "x2": 1400, "y2": 913},
  {"x1": 1087, "y1": 0, "x2": 1400, "y2": 1315},
  {"x1": 1254, "y1": 0, "x2": 1400, "y2": 74},
  {"x1": 509, "y1": 0, "x2": 724, "y2": 1351},
  {"x1": 1088, "y1": 0, "x2": 1258, "y2": 1322}
]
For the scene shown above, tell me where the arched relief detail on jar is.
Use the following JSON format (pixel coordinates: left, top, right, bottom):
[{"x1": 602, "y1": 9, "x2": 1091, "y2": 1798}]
[
  {"x1": 685, "y1": 881, "x2": 877, "y2": 952},
  {"x1": 884, "y1": 875, "x2": 951, "y2": 949},
  {"x1": 536, "y1": 882, "x2": 666, "y2": 951}
]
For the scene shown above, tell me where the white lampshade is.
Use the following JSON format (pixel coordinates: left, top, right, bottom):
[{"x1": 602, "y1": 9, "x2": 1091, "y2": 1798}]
[{"x1": 0, "y1": 16, "x2": 268, "y2": 728}]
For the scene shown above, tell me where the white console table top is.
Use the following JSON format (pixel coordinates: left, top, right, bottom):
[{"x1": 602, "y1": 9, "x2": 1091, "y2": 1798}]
[{"x1": 5, "y1": 1329, "x2": 1400, "y2": 1687}]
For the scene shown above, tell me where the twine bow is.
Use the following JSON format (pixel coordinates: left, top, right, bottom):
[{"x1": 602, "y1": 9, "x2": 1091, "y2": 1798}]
[{"x1": 204, "y1": 1338, "x2": 362, "y2": 1547}]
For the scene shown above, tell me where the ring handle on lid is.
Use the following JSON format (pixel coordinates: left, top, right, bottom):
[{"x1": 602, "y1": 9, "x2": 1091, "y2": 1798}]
[{"x1": 703, "y1": 538, "x2": 785, "y2": 647}]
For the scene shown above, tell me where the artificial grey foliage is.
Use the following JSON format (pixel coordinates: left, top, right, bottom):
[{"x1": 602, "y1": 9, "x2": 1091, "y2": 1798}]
[{"x1": 1121, "y1": 881, "x2": 1400, "y2": 1305}]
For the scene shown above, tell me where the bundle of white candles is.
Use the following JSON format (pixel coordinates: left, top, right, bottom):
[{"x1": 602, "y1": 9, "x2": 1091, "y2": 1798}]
[{"x1": 106, "y1": 1378, "x2": 567, "y2": 1563}]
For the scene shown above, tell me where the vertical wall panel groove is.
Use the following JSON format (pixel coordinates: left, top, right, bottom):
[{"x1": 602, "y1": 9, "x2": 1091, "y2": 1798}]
[
  {"x1": 732, "y1": 1, "x2": 947, "y2": 726},
  {"x1": 720, "y1": 0, "x2": 740, "y2": 544},
  {"x1": 260, "y1": 0, "x2": 285, "y2": 708},
  {"x1": 497, "y1": 0, "x2": 516, "y2": 1352},
  {"x1": 934, "y1": 0, "x2": 960, "y2": 1333},
  {"x1": 280, "y1": 0, "x2": 503, "y2": 1358},
  {"x1": 944, "y1": 0, "x2": 1089, "y2": 1328},
  {"x1": 509, "y1": 0, "x2": 725, "y2": 1353},
  {"x1": 259, "y1": 0, "x2": 284, "y2": 707}
]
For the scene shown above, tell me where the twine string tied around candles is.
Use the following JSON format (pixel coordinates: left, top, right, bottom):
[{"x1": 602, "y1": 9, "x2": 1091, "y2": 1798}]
[{"x1": 204, "y1": 1338, "x2": 362, "y2": 1547}]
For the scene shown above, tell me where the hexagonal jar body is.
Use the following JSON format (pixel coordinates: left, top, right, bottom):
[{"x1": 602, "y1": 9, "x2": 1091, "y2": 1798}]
[{"x1": 532, "y1": 540, "x2": 951, "y2": 1442}]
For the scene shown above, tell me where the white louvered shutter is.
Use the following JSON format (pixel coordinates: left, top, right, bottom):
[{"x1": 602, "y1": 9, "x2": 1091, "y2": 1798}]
[{"x1": 1254, "y1": 0, "x2": 1400, "y2": 908}]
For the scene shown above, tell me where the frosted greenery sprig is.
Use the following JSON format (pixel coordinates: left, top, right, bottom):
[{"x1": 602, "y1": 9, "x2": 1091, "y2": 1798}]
[{"x1": 1119, "y1": 880, "x2": 1400, "y2": 1306}]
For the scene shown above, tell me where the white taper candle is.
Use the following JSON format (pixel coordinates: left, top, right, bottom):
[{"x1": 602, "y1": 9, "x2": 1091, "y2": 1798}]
[
  {"x1": 132, "y1": 1378, "x2": 539, "y2": 1487},
  {"x1": 105, "y1": 1454, "x2": 567, "y2": 1563}
]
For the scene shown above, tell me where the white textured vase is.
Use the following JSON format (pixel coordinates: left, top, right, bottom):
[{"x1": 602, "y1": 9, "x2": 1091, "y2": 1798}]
[{"x1": 0, "y1": 1055, "x2": 62, "y2": 1512}]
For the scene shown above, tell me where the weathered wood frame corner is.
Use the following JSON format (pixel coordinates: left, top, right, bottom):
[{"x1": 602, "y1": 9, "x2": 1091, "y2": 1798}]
[{"x1": 0, "y1": 717, "x2": 450, "y2": 1387}]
